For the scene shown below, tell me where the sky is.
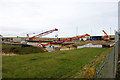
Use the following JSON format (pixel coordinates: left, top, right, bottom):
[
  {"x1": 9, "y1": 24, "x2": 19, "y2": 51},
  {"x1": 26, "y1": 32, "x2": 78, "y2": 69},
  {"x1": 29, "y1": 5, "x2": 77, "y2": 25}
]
[{"x1": 0, "y1": 0, "x2": 119, "y2": 38}]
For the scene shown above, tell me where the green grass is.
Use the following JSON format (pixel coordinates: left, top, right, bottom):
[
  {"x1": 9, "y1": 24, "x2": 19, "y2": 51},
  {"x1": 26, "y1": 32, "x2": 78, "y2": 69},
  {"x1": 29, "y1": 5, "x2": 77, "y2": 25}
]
[
  {"x1": 73, "y1": 48, "x2": 112, "y2": 78},
  {"x1": 2, "y1": 45, "x2": 44, "y2": 54},
  {"x1": 2, "y1": 48, "x2": 111, "y2": 78}
]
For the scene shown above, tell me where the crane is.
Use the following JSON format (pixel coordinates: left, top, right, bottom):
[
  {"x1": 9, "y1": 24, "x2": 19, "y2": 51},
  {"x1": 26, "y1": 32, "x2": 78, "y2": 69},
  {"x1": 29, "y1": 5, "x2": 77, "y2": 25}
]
[
  {"x1": 39, "y1": 34, "x2": 90, "y2": 47},
  {"x1": 66, "y1": 34, "x2": 90, "y2": 41},
  {"x1": 102, "y1": 30, "x2": 109, "y2": 40},
  {"x1": 49, "y1": 34, "x2": 90, "y2": 45},
  {"x1": 25, "y1": 28, "x2": 58, "y2": 40}
]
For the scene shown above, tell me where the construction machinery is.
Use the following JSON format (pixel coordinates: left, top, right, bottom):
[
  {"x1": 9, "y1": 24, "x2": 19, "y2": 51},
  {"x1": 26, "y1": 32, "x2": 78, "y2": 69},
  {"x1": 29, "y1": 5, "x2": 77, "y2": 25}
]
[
  {"x1": 49, "y1": 34, "x2": 90, "y2": 45},
  {"x1": 65, "y1": 34, "x2": 90, "y2": 41},
  {"x1": 25, "y1": 28, "x2": 58, "y2": 41},
  {"x1": 34, "y1": 34, "x2": 90, "y2": 48},
  {"x1": 24, "y1": 29, "x2": 90, "y2": 48},
  {"x1": 102, "y1": 30, "x2": 109, "y2": 41},
  {"x1": 22, "y1": 28, "x2": 58, "y2": 47}
]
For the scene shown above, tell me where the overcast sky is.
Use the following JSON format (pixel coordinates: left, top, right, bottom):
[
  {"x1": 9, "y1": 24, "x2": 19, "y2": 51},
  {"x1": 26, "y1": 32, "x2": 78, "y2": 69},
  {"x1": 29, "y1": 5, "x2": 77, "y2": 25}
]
[{"x1": 0, "y1": 0, "x2": 119, "y2": 37}]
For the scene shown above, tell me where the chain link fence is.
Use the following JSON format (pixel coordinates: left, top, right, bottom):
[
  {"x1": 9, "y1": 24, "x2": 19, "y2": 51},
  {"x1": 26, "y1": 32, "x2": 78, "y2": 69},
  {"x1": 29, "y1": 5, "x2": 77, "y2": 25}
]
[
  {"x1": 95, "y1": 32, "x2": 119, "y2": 78},
  {"x1": 0, "y1": 35, "x2": 2, "y2": 79}
]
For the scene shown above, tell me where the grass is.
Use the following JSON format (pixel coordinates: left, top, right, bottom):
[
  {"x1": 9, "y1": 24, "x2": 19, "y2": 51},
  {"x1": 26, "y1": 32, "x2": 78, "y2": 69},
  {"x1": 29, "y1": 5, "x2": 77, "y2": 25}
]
[
  {"x1": 2, "y1": 45, "x2": 44, "y2": 54},
  {"x1": 73, "y1": 48, "x2": 112, "y2": 78},
  {"x1": 2, "y1": 48, "x2": 112, "y2": 78}
]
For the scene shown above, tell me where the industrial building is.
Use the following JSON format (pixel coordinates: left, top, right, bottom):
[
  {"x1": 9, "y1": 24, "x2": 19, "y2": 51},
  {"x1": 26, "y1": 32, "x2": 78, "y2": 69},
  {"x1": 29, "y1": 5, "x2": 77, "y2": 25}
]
[
  {"x1": 90, "y1": 36, "x2": 102, "y2": 40},
  {"x1": 90, "y1": 35, "x2": 115, "y2": 40}
]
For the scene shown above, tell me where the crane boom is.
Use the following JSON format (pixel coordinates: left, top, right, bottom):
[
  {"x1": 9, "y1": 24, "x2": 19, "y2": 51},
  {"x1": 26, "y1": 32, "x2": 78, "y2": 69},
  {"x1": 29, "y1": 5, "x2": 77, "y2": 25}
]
[
  {"x1": 28, "y1": 28, "x2": 58, "y2": 40},
  {"x1": 65, "y1": 34, "x2": 90, "y2": 41},
  {"x1": 49, "y1": 34, "x2": 90, "y2": 45},
  {"x1": 36, "y1": 34, "x2": 90, "y2": 47},
  {"x1": 102, "y1": 30, "x2": 108, "y2": 37}
]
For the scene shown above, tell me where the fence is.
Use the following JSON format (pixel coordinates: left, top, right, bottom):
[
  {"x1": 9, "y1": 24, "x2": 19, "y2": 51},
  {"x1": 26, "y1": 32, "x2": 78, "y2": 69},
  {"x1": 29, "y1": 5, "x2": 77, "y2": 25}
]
[
  {"x1": 0, "y1": 37, "x2": 2, "y2": 79},
  {"x1": 95, "y1": 41, "x2": 119, "y2": 78}
]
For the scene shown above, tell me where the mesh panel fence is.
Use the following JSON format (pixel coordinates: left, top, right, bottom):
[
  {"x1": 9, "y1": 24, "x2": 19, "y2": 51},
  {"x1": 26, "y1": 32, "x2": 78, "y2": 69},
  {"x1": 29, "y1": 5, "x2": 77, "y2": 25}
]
[{"x1": 95, "y1": 33, "x2": 119, "y2": 78}]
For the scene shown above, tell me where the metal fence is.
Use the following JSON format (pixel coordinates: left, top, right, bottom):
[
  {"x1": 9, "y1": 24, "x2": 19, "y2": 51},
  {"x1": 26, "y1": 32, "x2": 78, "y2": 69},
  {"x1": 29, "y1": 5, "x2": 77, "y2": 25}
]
[
  {"x1": 0, "y1": 36, "x2": 2, "y2": 79},
  {"x1": 95, "y1": 2, "x2": 120, "y2": 78},
  {"x1": 95, "y1": 36, "x2": 119, "y2": 78}
]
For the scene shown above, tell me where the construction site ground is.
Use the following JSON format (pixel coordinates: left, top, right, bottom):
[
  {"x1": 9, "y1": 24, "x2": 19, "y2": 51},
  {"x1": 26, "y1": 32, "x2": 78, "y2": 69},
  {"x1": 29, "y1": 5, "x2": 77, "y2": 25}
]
[
  {"x1": 74, "y1": 40, "x2": 114, "y2": 46},
  {"x1": 60, "y1": 40, "x2": 114, "y2": 50},
  {"x1": 2, "y1": 40, "x2": 115, "y2": 53}
]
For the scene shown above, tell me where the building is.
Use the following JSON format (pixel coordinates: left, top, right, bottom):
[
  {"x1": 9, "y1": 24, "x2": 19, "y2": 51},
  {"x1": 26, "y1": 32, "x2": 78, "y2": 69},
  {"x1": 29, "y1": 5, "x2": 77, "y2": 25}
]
[
  {"x1": 90, "y1": 35, "x2": 115, "y2": 40},
  {"x1": 90, "y1": 36, "x2": 103, "y2": 40}
]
